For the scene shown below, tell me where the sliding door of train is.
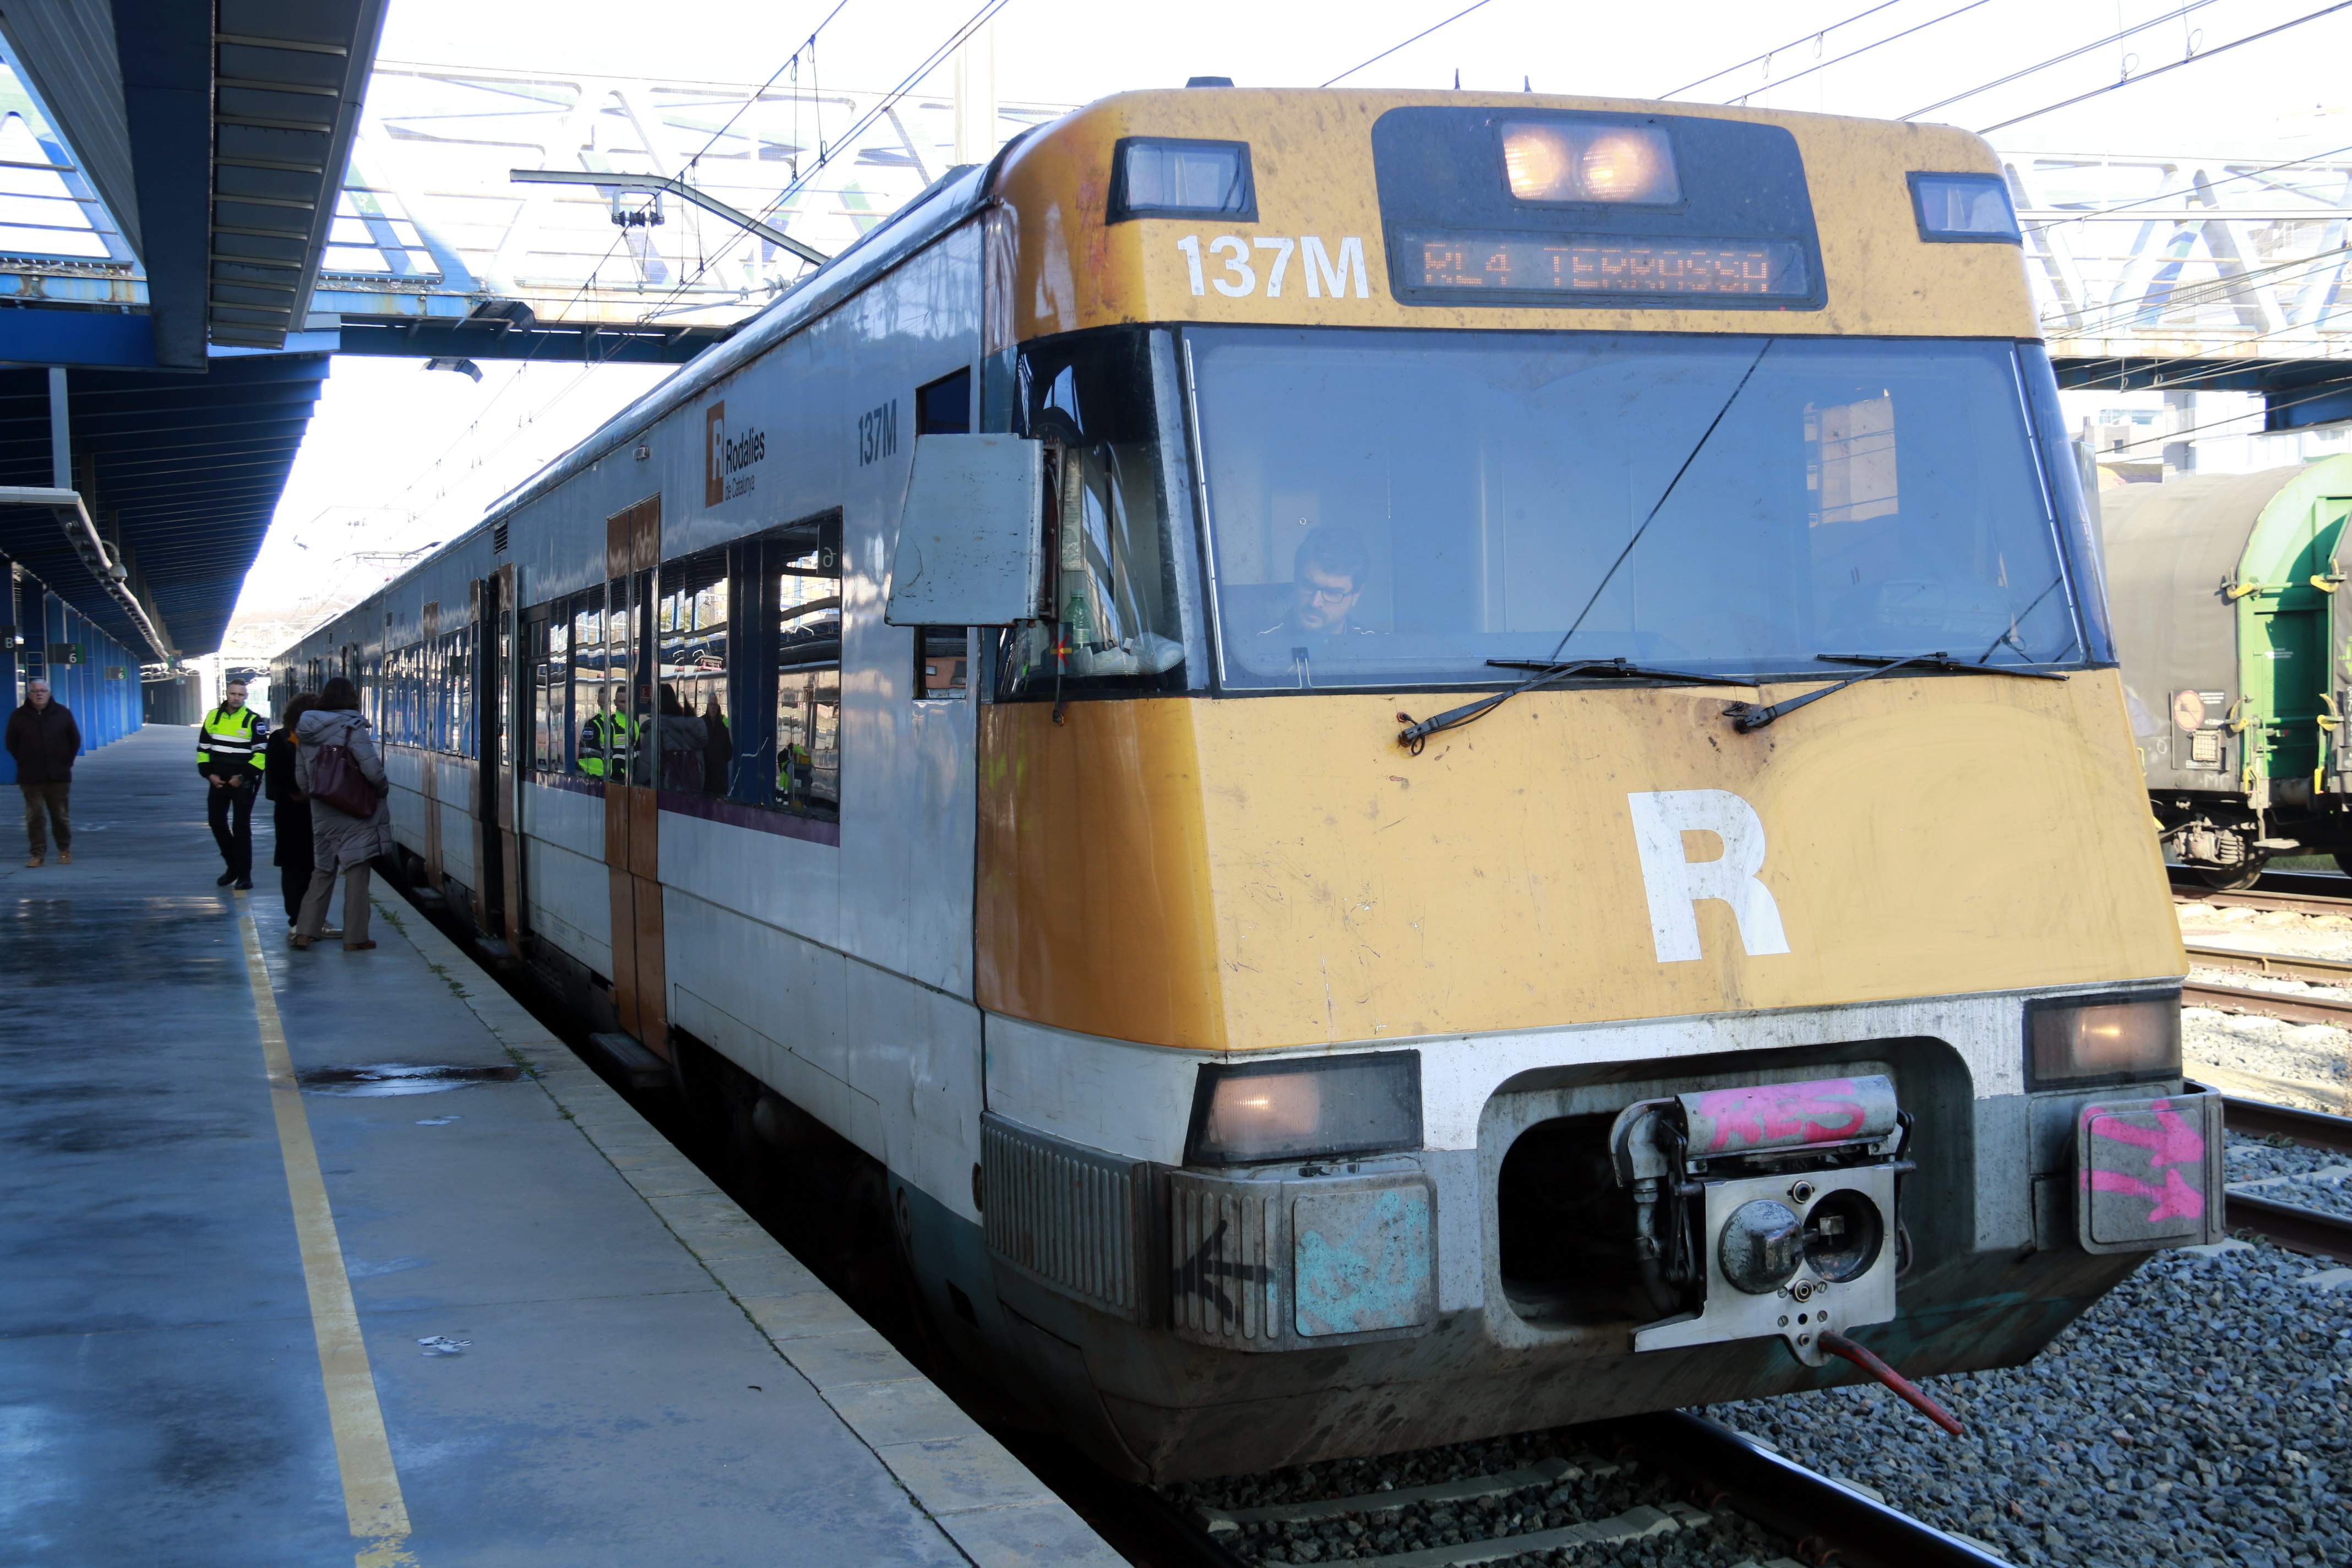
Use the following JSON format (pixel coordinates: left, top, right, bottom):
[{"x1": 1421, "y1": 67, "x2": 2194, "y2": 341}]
[
  {"x1": 470, "y1": 563, "x2": 524, "y2": 948},
  {"x1": 603, "y1": 498, "x2": 669, "y2": 1058},
  {"x1": 2318, "y1": 494, "x2": 2352, "y2": 792}
]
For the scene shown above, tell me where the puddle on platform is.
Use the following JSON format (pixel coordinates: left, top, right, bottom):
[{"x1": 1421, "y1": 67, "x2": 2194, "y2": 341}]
[{"x1": 297, "y1": 1063, "x2": 519, "y2": 1097}]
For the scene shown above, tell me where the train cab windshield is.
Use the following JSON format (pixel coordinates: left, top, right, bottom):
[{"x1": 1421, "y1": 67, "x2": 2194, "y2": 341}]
[{"x1": 1189, "y1": 328, "x2": 2104, "y2": 693}]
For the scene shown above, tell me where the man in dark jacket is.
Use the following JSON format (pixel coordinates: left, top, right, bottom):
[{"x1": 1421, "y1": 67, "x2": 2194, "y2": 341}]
[{"x1": 6, "y1": 677, "x2": 80, "y2": 868}]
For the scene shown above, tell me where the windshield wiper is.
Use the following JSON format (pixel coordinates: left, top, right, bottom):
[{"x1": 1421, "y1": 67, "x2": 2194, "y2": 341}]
[
  {"x1": 1395, "y1": 340, "x2": 1777, "y2": 757},
  {"x1": 1397, "y1": 658, "x2": 1760, "y2": 753},
  {"x1": 1723, "y1": 651, "x2": 2067, "y2": 733}
]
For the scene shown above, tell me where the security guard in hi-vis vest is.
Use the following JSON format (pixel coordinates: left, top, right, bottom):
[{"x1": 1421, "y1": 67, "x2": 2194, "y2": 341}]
[{"x1": 197, "y1": 677, "x2": 265, "y2": 889}]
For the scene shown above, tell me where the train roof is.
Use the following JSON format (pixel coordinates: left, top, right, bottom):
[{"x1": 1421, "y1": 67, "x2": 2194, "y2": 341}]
[{"x1": 478, "y1": 157, "x2": 1006, "y2": 530}]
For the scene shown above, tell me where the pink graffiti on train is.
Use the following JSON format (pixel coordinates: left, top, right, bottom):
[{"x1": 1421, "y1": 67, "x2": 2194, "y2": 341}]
[{"x1": 1688, "y1": 1079, "x2": 1870, "y2": 1153}]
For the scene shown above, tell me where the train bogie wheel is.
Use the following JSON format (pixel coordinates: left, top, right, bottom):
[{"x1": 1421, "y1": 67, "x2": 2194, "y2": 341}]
[{"x1": 2196, "y1": 858, "x2": 2269, "y2": 892}]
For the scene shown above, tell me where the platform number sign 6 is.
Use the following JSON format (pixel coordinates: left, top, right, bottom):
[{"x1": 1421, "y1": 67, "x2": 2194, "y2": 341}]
[{"x1": 1175, "y1": 235, "x2": 1371, "y2": 300}]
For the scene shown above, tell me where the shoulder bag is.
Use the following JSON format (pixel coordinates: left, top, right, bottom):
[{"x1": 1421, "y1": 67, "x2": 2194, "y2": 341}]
[{"x1": 309, "y1": 731, "x2": 382, "y2": 819}]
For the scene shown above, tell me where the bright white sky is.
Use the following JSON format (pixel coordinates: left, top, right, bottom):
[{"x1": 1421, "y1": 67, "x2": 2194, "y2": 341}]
[{"x1": 226, "y1": 0, "x2": 2352, "y2": 649}]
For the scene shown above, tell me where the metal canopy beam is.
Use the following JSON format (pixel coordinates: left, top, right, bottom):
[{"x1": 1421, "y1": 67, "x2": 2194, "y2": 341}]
[
  {"x1": 110, "y1": 0, "x2": 209, "y2": 367},
  {"x1": 333, "y1": 314, "x2": 731, "y2": 363}
]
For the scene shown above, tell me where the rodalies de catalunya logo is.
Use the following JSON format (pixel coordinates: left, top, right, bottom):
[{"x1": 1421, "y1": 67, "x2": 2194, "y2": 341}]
[{"x1": 704, "y1": 401, "x2": 767, "y2": 505}]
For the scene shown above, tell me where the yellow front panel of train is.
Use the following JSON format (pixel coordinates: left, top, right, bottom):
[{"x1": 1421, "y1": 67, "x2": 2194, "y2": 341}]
[{"x1": 977, "y1": 668, "x2": 2181, "y2": 1050}]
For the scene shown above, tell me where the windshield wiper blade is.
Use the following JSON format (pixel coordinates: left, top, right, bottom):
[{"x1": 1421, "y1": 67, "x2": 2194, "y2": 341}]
[
  {"x1": 1724, "y1": 651, "x2": 2067, "y2": 733},
  {"x1": 1396, "y1": 658, "x2": 1759, "y2": 753}
]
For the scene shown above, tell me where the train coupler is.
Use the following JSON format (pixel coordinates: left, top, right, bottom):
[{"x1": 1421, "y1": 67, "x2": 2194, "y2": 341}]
[{"x1": 1611, "y1": 1075, "x2": 1908, "y2": 1369}]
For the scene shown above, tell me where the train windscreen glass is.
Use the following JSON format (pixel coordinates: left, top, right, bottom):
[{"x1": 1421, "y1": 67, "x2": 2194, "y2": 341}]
[{"x1": 1189, "y1": 329, "x2": 2091, "y2": 692}]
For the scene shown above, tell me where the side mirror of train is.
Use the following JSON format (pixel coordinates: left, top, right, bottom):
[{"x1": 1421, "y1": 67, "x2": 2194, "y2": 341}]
[{"x1": 885, "y1": 434, "x2": 1045, "y2": 627}]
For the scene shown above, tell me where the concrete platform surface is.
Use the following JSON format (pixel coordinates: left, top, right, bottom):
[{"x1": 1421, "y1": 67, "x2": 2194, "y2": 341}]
[{"x1": 0, "y1": 725, "x2": 1121, "y2": 1568}]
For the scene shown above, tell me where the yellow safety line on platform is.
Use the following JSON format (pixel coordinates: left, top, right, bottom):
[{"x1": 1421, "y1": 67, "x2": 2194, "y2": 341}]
[{"x1": 235, "y1": 902, "x2": 418, "y2": 1567}]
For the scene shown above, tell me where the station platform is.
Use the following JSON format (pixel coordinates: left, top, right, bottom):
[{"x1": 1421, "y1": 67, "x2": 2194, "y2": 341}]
[{"x1": 0, "y1": 725, "x2": 1119, "y2": 1567}]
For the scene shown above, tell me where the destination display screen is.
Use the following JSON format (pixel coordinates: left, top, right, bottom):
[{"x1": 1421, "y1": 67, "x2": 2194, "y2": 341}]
[{"x1": 1402, "y1": 231, "x2": 1811, "y2": 300}]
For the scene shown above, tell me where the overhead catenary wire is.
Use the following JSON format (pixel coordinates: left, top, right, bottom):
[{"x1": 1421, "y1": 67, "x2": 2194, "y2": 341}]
[
  {"x1": 344, "y1": 2, "x2": 873, "y2": 563},
  {"x1": 2098, "y1": 374, "x2": 2352, "y2": 451},
  {"x1": 1901, "y1": 0, "x2": 2223, "y2": 119},
  {"x1": 632, "y1": 0, "x2": 1016, "y2": 327},
  {"x1": 2036, "y1": 236, "x2": 2352, "y2": 328},
  {"x1": 1977, "y1": 0, "x2": 2352, "y2": 134},
  {"x1": 1723, "y1": 0, "x2": 1994, "y2": 107},
  {"x1": 1321, "y1": 0, "x2": 1499, "y2": 89},
  {"x1": 1658, "y1": 0, "x2": 1916, "y2": 99},
  {"x1": 2018, "y1": 143, "x2": 2352, "y2": 235}
]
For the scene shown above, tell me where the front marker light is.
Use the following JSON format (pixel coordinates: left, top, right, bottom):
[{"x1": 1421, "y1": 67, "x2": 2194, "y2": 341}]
[
  {"x1": 1909, "y1": 172, "x2": 2021, "y2": 243},
  {"x1": 1108, "y1": 137, "x2": 1256, "y2": 222},
  {"x1": 2026, "y1": 993, "x2": 2182, "y2": 1088},
  {"x1": 1184, "y1": 1052, "x2": 1422, "y2": 1166}
]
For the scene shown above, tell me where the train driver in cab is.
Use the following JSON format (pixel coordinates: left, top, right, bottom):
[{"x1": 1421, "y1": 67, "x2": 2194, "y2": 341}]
[{"x1": 1261, "y1": 524, "x2": 1375, "y2": 642}]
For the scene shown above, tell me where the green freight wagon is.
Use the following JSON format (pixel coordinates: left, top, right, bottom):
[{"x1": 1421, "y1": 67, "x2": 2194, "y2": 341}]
[{"x1": 2103, "y1": 454, "x2": 2352, "y2": 887}]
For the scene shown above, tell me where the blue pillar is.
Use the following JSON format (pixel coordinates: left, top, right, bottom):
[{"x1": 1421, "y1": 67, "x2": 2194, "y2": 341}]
[{"x1": 0, "y1": 569, "x2": 16, "y2": 786}]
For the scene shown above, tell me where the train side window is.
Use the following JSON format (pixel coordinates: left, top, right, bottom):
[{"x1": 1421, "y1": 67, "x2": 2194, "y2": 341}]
[
  {"x1": 571, "y1": 590, "x2": 608, "y2": 779},
  {"x1": 655, "y1": 548, "x2": 731, "y2": 797},
  {"x1": 757, "y1": 512, "x2": 842, "y2": 821},
  {"x1": 914, "y1": 628, "x2": 968, "y2": 698},
  {"x1": 911, "y1": 367, "x2": 974, "y2": 703},
  {"x1": 916, "y1": 367, "x2": 972, "y2": 435},
  {"x1": 526, "y1": 611, "x2": 565, "y2": 775}
]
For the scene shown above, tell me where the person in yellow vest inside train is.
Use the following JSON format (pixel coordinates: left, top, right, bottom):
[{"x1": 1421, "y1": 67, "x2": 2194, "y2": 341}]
[
  {"x1": 578, "y1": 705, "x2": 633, "y2": 780},
  {"x1": 198, "y1": 678, "x2": 266, "y2": 890},
  {"x1": 778, "y1": 737, "x2": 813, "y2": 806}
]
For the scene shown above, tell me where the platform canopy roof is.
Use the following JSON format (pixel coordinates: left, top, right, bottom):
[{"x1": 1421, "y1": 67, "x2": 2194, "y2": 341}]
[
  {"x1": 0, "y1": 2, "x2": 378, "y2": 657},
  {"x1": 0, "y1": 354, "x2": 330, "y2": 659},
  {"x1": 0, "y1": 0, "x2": 388, "y2": 363}
]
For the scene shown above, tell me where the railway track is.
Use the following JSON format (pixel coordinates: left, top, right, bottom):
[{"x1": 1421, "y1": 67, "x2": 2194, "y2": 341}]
[
  {"x1": 2170, "y1": 866, "x2": 2352, "y2": 917},
  {"x1": 2180, "y1": 975, "x2": 2352, "y2": 1027},
  {"x1": 1167, "y1": 1411, "x2": 2010, "y2": 1568},
  {"x1": 2223, "y1": 1095, "x2": 2352, "y2": 1266}
]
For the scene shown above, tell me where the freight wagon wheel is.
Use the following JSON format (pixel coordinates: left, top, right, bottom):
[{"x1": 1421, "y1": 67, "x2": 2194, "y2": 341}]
[{"x1": 2195, "y1": 858, "x2": 2269, "y2": 892}]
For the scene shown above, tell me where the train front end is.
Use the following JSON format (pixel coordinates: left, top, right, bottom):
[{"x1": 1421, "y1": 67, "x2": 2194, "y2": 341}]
[{"x1": 961, "y1": 90, "x2": 2203, "y2": 1481}]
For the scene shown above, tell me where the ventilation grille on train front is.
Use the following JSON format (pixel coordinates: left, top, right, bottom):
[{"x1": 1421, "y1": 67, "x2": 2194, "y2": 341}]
[
  {"x1": 981, "y1": 1114, "x2": 1162, "y2": 1325},
  {"x1": 492, "y1": 520, "x2": 510, "y2": 555}
]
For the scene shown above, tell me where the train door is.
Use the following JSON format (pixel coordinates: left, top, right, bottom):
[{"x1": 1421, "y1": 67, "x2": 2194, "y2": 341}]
[
  {"x1": 2245, "y1": 497, "x2": 2345, "y2": 796},
  {"x1": 470, "y1": 564, "x2": 524, "y2": 948},
  {"x1": 419, "y1": 600, "x2": 444, "y2": 887},
  {"x1": 2317, "y1": 496, "x2": 2352, "y2": 792},
  {"x1": 603, "y1": 498, "x2": 669, "y2": 1059}
]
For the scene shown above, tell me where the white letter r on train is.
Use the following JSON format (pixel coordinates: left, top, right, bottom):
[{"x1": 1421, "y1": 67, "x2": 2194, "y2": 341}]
[{"x1": 1626, "y1": 790, "x2": 1791, "y2": 964}]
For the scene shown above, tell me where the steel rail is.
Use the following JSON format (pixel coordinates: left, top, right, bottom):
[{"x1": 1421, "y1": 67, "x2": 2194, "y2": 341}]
[
  {"x1": 2181, "y1": 979, "x2": 2352, "y2": 1027},
  {"x1": 2228, "y1": 1191, "x2": 2352, "y2": 1265},
  {"x1": 2223, "y1": 1093, "x2": 2352, "y2": 1155},
  {"x1": 2174, "y1": 886, "x2": 2352, "y2": 918},
  {"x1": 2186, "y1": 944, "x2": 2352, "y2": 985},
  {"x1": 2168, "y1": 867, "x2": 2352, "y2": 917},
  {"x1": 1607, "y1": 1411, "x2": 2011, "y2": 1568},
  {"x1": 2214, "y1": 1095, "x2": 2352, "y2": 1263}
]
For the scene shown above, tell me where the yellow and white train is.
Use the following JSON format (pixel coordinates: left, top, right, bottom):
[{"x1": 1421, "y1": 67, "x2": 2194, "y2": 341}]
[{"x1": 278, "y1": 87, "x2": 2208, "y2": 1481}]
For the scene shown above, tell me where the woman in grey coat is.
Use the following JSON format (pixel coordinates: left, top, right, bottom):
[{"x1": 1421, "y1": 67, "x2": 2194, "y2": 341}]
[{"x1": 291, "y1": 675, "x2": 392, "y2": 951}]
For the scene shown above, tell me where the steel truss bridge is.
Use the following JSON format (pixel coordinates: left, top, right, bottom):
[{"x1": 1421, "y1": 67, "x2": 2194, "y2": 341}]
[
  {"x1": 2, "y1": 61, "x2": 1066, "y2": 364},
  {"x1": 3, "y1": 60, "x2": 2350, "y2": 415},
  {"x1": 2010, "y1": 148, "x2": 2352, "y2": 424}
]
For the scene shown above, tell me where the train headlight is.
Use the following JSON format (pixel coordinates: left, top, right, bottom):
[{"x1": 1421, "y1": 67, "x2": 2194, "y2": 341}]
[
  {"x1": 1184, "y1": 1052, "x2": 1422, "y2": 1166},
  {"x1": 2026, "y1": 993, "x2": 2182, "y2": 1088},
  {"x1": 1500, "y1": 120, "x2": 1680, "y2": 205}
]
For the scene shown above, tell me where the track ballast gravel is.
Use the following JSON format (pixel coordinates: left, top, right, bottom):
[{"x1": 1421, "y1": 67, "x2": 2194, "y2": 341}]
[{"x1": 1717, "y1": 1233, "x2": 2352, "y2": 1568}]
